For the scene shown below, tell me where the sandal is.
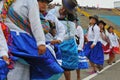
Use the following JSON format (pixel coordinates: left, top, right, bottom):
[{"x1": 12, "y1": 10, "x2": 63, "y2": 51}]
[
  {"x1": 107, "y1": 61, "x2": 112, "y2": 65},
  {"x1": 88, "y1": 70, "x2": 97, "y2": 75}
]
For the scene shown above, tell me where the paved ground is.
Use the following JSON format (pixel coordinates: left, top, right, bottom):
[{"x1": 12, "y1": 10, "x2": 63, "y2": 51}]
[
  {"x1": 60, "y1": 54, "x2": 120, "y2": 80},
  {"x1": 91, "y1": 62, "x2": 120, "y2": 80}
]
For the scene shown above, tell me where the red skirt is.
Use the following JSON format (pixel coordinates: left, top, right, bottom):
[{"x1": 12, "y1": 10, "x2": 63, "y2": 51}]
[
  {"x1": 112, "y1": 47, "x2": 120, "y2": 54},
  {"x1": 109, "y1": 47, "x2": 120, "y2": 58},
  {"x1": 102, "y1": 43, "x2": 111, "y2": 54}
]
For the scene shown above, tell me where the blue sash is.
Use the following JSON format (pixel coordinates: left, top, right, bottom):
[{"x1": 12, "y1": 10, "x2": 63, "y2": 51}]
[{"x1": 40, "y1": 13, "x2": 50, "y2": 34}]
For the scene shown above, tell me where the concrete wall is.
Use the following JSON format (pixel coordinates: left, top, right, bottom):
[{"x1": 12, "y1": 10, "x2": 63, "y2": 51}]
[{"x1": 114, "y1": 1, "x2": 120, "y2": 8}]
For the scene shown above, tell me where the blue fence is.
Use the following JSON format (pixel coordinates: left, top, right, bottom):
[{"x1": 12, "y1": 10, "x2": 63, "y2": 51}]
[{"x1": 99, "y1": 15, "x2": 120, "y2": 26}]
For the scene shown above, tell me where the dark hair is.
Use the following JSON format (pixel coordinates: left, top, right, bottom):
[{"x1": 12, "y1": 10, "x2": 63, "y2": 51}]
[
  {"x1": 89, "y1": 22, "x2": 98, "y2": 31},
  {"x1": 102, "y1": 27, "x2": 105, "y2": 33},
  {"x1": 98, "y1": 22, "x2": 106, "y2": 33},
  {"x1": 67, "y1": 13, "x2": 77, "y2": 21},
  {"x1": 48, "y1": 21, "x2": 56, "y2": 30},
  {"x1": 89, "y1": 16, "x2": 99, "y2": 31},
  {"x1": 107, "y1": 26, "x2": 114, "y2": 33},
  {"x1": 92, "y1": 24, "x2": 96, "y2": 31}
]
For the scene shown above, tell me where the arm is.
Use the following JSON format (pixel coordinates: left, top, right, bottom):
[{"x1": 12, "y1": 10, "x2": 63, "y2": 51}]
[
  {"x1": 115, "y1": 33, "x2": 120, "y2": 45},
  {"x1": 45, "y1": 13, "x2": 65, "y2": 42},
  {"x1": 0, "y1": 24, "x2": 8, "y2": 58},
  {"x1": 54, "y1": 16, "x2": 65, "y2": 42},
  {"x1": 0, "y1": 24, "x2": 10, "y2": 64},
  {"x1": 27, "y1": 0, "x2": 46, "y2": 54},
  {"x1": 77, "y1": 26, "x2": 84, "y2": 51},
  {"x1": 27, "y1": 0, "x2": 45, "y2": 46},
  {"x1": 92, "y1": 25, "x2": 100, "y2": 45}
]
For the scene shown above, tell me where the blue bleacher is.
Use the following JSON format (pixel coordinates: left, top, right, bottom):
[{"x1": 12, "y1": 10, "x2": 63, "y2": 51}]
[{"x1": 99, "y1": 15, "x2": 120, "y2": 26}]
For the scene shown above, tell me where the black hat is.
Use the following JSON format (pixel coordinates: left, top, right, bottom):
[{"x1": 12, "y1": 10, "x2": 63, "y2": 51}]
[
  {"x1": 98, "y1": 20, "x2": 106, "y2": 26},
  {"x1": 89, "y1": 15, "x2": 99, "y2": 22},
  {"x1": 62, "y1": 0, "x2": 78, "y2": 14},
  {"x1": 75, "y1": 18, "x2": 79, "y2": 21},
  {"x1": 37, "y1": 0, "x2": 53, "y2": 3},
  {"x1": 74, "y1": 16, "x2": 79, "y2": 21}
]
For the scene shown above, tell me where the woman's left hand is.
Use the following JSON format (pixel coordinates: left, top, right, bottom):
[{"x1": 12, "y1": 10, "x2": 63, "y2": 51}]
[
  {"x1": 38, "y1": 45, "x2": 46, "y2": 55},
  {"x1": 51, "y1": 40, "x2": 61, "y2": 45}
]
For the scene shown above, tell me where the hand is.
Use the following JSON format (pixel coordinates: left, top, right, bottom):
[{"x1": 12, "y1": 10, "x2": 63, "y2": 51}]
[
  {"x1": 84, "y1": 35, "x2": 88, "y2": 42},
  {"x1": 91, "y1": 44, "x2": 95, "y2": 49},
  {"x1": 38, "y1": 45, "x2": 46, "y2": 55},
  {"x1": 51, "y1": 40, "x2": 61, "y2": 45},
  {"x1": 2, "y1": 56, "x2": 10, "y2": 65}
]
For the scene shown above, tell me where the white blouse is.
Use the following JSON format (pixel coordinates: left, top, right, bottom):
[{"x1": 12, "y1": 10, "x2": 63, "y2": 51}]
[
  {"x1": 45, "y1": 33, "x2": 56, "y2": 42},
  {"x1": 0, "y1": 1, "x2": 8, "y2": 57},
  {"x1": 48, "y1": 7, "x2": 76, "y2": 40},
  {"x1": 107, "y1": 32, "x2": 119, "y2": 48},
  {"x1": 60, "y1": 21, "x2": 76, "y2": 40},
  {"x1": 45, "y1": 12, "x2": 65, "y2": 42},
  {"x1": 87, "y1": 24, "x2": 100, "y2": 45},
  {"x1": 76, "y1": 26, "x2": 84, "y2": 50},
  {"x1": 5, "y1": 0, "x2": 45, "y2": 46},
  {"x1": 99, "y1": 30, "x2": 108, "y2": 46},
  {"x1": 0, "y1": 24, "x2": 8, "y2": 57},
  {"x1": 48, "y1": 6, "x2": 61, "y2": 18},
  {"x1": 0, "y1": 1, "x2": 3, "y2": 21}
]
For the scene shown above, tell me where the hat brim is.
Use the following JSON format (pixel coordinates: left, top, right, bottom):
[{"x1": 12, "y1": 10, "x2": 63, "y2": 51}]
[
  {"x1": 62, "y1": 0, "x2": 77, "y2": 14},
  {"x1": 89, "y1": 16, "x2": 98, "y2": 21},
  {"x1": 64, "y1": 7, "x2": 75, "y2": 14},
  {"x1": 98, "y1": 21, "x2": 106, "y2": 26}
]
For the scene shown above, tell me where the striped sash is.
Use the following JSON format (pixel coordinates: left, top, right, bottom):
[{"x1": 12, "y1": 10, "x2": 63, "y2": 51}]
[
  {"x1": 40, "y1": 13, "x2": 50, "y2": 34},
  {"x1": 8, "y1": 7, "x2": 32, "y2": 35}
]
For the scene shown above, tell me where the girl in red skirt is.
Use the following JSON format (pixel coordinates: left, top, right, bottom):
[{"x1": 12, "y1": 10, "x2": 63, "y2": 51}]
[
  {"x1": 107, "y1": 26, "x2": 120, "y2": 65},
  {"x1": 98, "y1": 20, "x2": 111, "y2": 60}
]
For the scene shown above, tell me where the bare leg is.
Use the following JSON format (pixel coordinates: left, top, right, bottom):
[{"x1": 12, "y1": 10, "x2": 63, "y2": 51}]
[
  {"x1": 112, "y1": 53, "x2": 115, "y2": 63},
  {"x1": 108, "y1": 52, "x2": 115, "y2": 64},
  {"x1": 90, "y1": 61, "x2": 96, "y2": 72},
  {"x1": 64, "y1": 71, "x2": 71, "y2": 80},
  {"x1": 76, "y1": 70, "x2": 81, "y2": 80}
]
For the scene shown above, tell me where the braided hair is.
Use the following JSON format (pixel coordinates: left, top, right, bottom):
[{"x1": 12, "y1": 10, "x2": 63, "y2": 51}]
[{"x1": 1, "y1": 0, "x2": 15, "y2": 22}]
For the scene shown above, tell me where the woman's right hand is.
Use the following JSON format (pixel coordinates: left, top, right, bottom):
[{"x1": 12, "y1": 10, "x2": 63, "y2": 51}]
[{"x1": 3, "y1": 56, "x2": 10, "y2": 65}]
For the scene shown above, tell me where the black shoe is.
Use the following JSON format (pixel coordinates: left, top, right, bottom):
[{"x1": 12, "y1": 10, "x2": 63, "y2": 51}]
[{"x1": 113, "y1": 61, "x2": 116, "y2": 63}]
